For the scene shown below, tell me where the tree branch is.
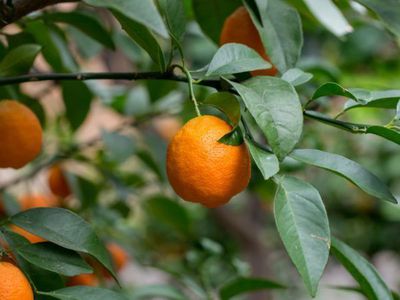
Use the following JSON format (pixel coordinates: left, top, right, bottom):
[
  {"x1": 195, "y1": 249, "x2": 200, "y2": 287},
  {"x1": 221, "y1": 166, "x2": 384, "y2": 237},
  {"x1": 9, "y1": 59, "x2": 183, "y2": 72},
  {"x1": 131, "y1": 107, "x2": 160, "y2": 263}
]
[
  {"x1": 0, "y1": 71, "x2": 223, "y2": 90},
  {"x1": 0, "y1": 0, "x2": 79, "y2": 28}
]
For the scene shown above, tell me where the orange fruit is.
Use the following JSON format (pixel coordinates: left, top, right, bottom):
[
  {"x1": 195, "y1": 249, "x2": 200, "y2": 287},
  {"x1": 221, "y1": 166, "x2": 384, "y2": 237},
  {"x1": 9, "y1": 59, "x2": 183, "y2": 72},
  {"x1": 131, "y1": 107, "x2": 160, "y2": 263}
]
[
  {"x1": 48, "y1": 165, "x2": 71, "y2": 198},
  {"x1": 67, "y1": 274, "x2": 98, "y2": 287},
  {"x1": 0, "y1": 100, "x2": 43, "y2": 169},
  {"x1": 19, "y1": 195, "x2": 59, "y2": 211},
  {"x1": 0, "y1": 261, "x2": 34, "y2": 300},
  {"x1": 10, "y1": 225, "x2": 45, "y2": 244},
  {"x1": 107, "y1": 243, "x2": 128, "y2": 271},
  {"x1": 166, "y1": 115, "x2": 251, "y2": 208},
  {"x1": 220, "y1": 6, "x2": 278, "y2": 76}
]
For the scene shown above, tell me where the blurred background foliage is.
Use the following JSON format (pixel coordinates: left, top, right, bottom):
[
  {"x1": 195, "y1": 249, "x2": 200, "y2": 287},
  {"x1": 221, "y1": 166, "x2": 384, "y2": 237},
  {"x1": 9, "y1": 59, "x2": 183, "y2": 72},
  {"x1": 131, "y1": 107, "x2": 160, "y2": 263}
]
[{"x1": 0, "y1": 0, "x2": 399, "y2": 299}]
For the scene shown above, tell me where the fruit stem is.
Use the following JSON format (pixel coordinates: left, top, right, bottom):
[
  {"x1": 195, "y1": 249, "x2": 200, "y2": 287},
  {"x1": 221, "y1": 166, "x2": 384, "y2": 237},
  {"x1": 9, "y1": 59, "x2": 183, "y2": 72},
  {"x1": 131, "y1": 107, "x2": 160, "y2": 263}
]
[{"x1": 179, "y1": 65, "x2": 201, "y2": 117}]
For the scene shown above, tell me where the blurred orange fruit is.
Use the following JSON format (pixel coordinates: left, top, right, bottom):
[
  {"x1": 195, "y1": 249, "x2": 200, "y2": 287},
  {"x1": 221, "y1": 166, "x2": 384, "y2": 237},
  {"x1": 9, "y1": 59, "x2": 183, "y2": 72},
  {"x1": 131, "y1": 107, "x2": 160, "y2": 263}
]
[
  {"x1": 48, "y1": 165, "x2": 71, "y2": 198},
  {"x1": 10, "y1": 225, "x2": 45, "y2": 244},
  {"x1": 220, "y1": 6, "x2": 278, "y2": 76},
  {"x1": 0, "y1": 100, "x2": 43, "y2": 169},
  {"x1": 107, "y1": 243, "x2": 128, "y2": 271},
  {"x1": 166, "y1": 115, "x2": 251, "y2": 208},
  {"x1": 19, "y1": 195, "x2": 59, "y2": 211},
  {"x1": 67, "y1": 274, "x2": 98, "y2": 287},
  {"x1": 0, "y1": 261, "x2": 34, "y2": 300}
]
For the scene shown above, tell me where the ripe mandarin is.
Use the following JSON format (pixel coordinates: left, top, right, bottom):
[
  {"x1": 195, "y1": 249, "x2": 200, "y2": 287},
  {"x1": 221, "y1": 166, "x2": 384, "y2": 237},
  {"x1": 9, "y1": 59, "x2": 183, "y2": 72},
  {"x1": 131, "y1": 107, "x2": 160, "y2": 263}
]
[
  {"x1": 48, "y1": 165, "x2": 71, "y2": 198},
  {"x1": 220, "y1": 6, "x2": 278, "y2": 76},
  {"x1": 0, "y1": 261, "x2": 34, "y2": 300},
  {"x1": 166, "y1": 115, "x2": 251, "y2": 208},
  {"x1": 0, "y1": 100, "x2": 43, "y2": 169}
]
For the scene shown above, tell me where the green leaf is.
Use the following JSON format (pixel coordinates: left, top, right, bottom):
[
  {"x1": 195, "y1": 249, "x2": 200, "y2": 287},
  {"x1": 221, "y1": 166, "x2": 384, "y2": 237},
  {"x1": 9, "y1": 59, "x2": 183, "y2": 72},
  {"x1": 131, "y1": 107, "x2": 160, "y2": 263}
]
[
  {"x1": 219, "y1": 277, "x2": 285, "y2": 300},
  {"x1": 0, "y1": 44, "x2": 41, "y2": 76},
  {"x1": 281, "y1": 68, "x2": 313, "y2": 86},
  {"x1": 62, "y1": 81, "x2": 93, "y2": 130},
  {"x1": 10, "y1": 208, "x2": 117, "y2": 279},
  {"x1": 354, "y1": 0, "x2": 400, "y2": 37},
  {"x1": 157, "y1": 0, "x2": 186, "y2": 41},
  {"x1": 83, "y1": 0, "x2": 168, "y2": 38},
  {"x1": 206, "y1": 43, "x2": 271, "y2": 76},
  {"x1": 0, "y1": 192, "x2": 21, "y2": 216},
  {"x1": 312, "y1": 82, "x2": 357, "y2": 101},
  {"x1": 26, "y1": 20, "x2": 74, "y2": 72},
  {"x1": 144, "y1": 196, "x2": 191, "y2": 235},
  {"x1": 246, "y1": 0, "x2": 303, "y2": 73},
  {"x1": 102, "y1": 131, "x2": 136, "y2": 163},
  {"x1": 67, "y1": 175, "x2": 99, "y2": 209},
  {"x1": 202, "y1": 92, "x2": 241, "y2": 125},
  {"x1": 113, "y1": 11, "x2": 166, "y2": 71},
  {"x1": 16, "y1": 242, "x2": 93, "y2": 277},
  {"x1": 331, "y1": 237, "x2": 393, "y2": 300},
  {"x1": 367, "y1": 126, "x2": 400, "y2": 146},
  {"x1": 218, "y1": 127, "x2": 244, "y2": 146},
  {"x1": 137, "y1": 150, "x2": 165, "y2": 181},
  {"x1": 130, "y1": 284, "x2": 186, "y2": 300},
  {"x1": 291, "y1": 149, "x2": 397, "y2": 203},
  {"x1": 2, "y1": 229, "x2": 65, "y2": 292},
  {"x1": 228, "y1": 77, "x2": 303, "y2": 160},
  {"x1": 274, "y1": 176, "x2": 330, "y2": 296},
  {"x1": 40, "y1": 286, "x2": 128, "y2": 300},
  {"x1": 192, "y1": 0, "x2": 241, "y2": 44},
  {"x1": 302, "y1": 0, "x2": 353, "y2": 37},
  {"x1": 246, "y1": 139, "x2": 279, "y2": 180},
  {"x1": 344, "y1": 88, "x2": 400, "y2": 111},
  {"x1": 44, "y1": 12, "x2": 115, "y2": 49}
]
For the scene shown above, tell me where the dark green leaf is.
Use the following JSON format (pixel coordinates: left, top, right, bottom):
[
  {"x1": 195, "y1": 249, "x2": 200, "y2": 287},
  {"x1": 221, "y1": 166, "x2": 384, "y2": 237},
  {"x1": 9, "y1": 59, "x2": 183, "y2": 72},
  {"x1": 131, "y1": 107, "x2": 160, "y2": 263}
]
[
  {"x1": 246, "y1": 0, "x2": 303, "y2": 73},
  {"x1": 202, "y1": 92, "x2": 241, "y2": 125},
  {"x1": 192, "y1": 0, "x2": 241, "y2": 44},
  {"x1": 67, "y1": 175, "x2": 99, "y2": 209},
  {"x1": 44, "y1": 12, "x2": 115, "y2": 49},
  {"x1": 83, "y1": 0, "x2": 168, "y2": 38},
  {"x1": 354, "y1": 0, "x2": 400, "y2": 37},
  {"x1": 0, "y1": 192, "x2": 21, "y2": 216},
  {"x1": 246, "y1": 139, "x2": 279, "y2": 180},
  {"x1": 157, "y1": 0, "x2": 186, "y2": 41},
  {"x1": 130, "y1": 284, "x2": 186, "y2": 300},
  {"x1": 40, "y1": 286, "x2": 128, "y2": 300},
  {"x1": 206, "y1": 43, "x2": 271, "y2": 76},
  {"x1": 281, "y1": 68, "x2": 313, "y2": 86},
  {"x1": 344, "y1": 88, "x2": 400, "y2": 111},
  {"x1": 219, "y1": 277, "x2": 285, "y2": 300},
  {"x1": 137, "y1": 150, "x2": 165, "y2": 181},
  {"x1": 10, "y1": 208, "x2": 117, "y2": 279},
  {"x1": 367, "y1": 126, "x2": 400, "y2": 146},
  {"x1": 291, "y1": 149, "x2": 397, "y2": 203},
  {"x1": 228, "y1": 77, "x2": 303, "y2": 160},
  {"x1": 113, "y1": 11, "x2": 166, "y2": 71},
  {"x1": 274, "y1": 176, "x2": 330, "y2": 296},
  {"x1": 144, "y1": 196, "x2": 191, "y2": 235},
  {"x1": 102, "y1": 131, "x2": 135, "y2": 163},
  {"x1": 26, "y1": 20, "x2": 74, "y2": 72},
  {"x1": 62, "y1": 81, "x2": 93, "y2": 130},
  {"x1": 16, "y1": 242, "x2": 93, "y2": 277},
  {"x1": 218, "y1": 127, "x2": 244, "y2": 146},
  {"x1": 2, "y1": 229, "x2": 65, "y2": 292},
  {"x1": 302, "y1": 0, "x2": 353, "y2": 37},
  {"x1": 312, "y1": 82, "x2": 357, "y2": 101},
  {"x1": 0, "y1": 44, "x2": 41, "y2": 76},
  {"x1": 331, "y1": 237, "x2": 393, "y2": 300}
]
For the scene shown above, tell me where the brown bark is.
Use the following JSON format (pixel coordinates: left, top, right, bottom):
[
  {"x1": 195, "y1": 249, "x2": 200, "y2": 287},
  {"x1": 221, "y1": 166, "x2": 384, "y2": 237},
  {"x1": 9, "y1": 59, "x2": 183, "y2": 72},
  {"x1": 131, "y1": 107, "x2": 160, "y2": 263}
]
[{"x1": 0, "y1": 0, "x2": 79, "y2": 28}]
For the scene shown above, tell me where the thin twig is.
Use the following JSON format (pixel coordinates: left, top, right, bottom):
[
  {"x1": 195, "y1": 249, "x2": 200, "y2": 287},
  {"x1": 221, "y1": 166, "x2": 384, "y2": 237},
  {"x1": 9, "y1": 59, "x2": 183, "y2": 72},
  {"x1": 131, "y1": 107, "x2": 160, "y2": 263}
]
[{"x1": 0, "y1": 71, "x2": 223, "y2": 90}]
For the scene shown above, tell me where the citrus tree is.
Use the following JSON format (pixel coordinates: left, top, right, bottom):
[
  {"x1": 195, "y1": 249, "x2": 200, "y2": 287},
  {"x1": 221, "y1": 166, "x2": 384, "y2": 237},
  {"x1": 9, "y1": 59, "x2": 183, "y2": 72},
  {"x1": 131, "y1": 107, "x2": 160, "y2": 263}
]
[{"x1": 0, "y1": 0, "x2": 399, "y2": 299}]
